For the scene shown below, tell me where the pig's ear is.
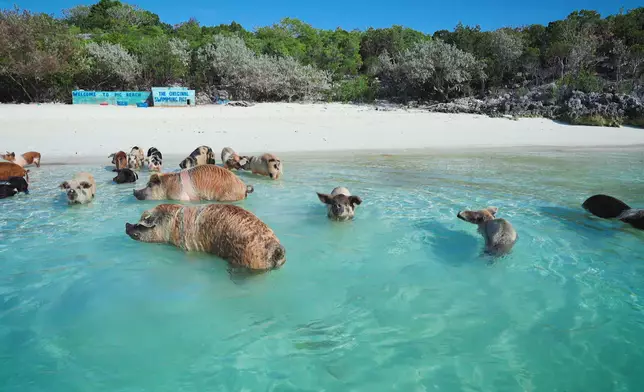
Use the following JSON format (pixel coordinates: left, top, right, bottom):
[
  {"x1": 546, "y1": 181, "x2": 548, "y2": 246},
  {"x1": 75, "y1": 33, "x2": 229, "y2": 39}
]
[
  {"x1": 148, "y1": 173, "x2": 161, "y2": 186},
  {"x1": 80, "y1": 181, "x2": 92, "y2": 189},
  {"x1": 59, "y1": 181, "x2": 70, "y2": 190},
  {"x1": 317, "y1": 193, "x2": 332, "y2": 204},
  {"x1": 140, "y1": 212, "x2": 159, "y2": 228},
  {"x1": 349, "y1": 196, "x2": 362, "y2": 206}
]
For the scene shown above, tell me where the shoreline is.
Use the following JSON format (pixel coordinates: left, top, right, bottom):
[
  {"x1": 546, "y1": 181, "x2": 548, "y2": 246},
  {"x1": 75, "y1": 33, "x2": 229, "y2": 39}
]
[
  {"x1": 2, "y1": 103, "x2": 643, "y2": 160},
  {"x1": 33, "y1": 145, "x2": 644, "y2": 166}
]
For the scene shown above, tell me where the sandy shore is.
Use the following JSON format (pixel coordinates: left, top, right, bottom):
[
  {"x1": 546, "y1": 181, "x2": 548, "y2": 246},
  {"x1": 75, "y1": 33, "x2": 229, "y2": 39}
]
[{"x1": 1, "y1": 103, "x2": 643, "y2": 160}]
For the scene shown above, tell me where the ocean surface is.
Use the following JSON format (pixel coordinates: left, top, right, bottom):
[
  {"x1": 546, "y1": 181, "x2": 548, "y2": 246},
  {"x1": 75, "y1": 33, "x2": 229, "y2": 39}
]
[{"x1": 1, "y1": 148, "x2": 644, "y2": 391}]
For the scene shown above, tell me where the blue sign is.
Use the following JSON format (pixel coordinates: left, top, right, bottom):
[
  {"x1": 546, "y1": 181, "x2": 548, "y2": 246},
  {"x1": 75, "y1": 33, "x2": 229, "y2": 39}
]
[
  {"x1": 151, "y1": 87, "x2": 196, "y2": 107},
  {"x1": 72, "y1": 90, "x2": 151, "y2": 106}
]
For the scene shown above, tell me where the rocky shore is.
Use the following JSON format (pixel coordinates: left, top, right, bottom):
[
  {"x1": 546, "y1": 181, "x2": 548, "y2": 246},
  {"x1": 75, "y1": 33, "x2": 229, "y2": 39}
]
[{"x1": 421, "y1": 84, "x2": 644, "y2": 127}]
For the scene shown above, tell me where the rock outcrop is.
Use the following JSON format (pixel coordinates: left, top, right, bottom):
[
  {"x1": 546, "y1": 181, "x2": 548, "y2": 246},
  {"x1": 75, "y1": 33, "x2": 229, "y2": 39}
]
[{"x1": 422, "y1": 84, "x2": 643, "y2": 127}]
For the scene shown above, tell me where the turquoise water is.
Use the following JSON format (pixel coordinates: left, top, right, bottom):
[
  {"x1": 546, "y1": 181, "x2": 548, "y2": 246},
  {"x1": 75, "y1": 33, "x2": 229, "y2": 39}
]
[{"x1": 1, "y1": 149, "x2": 644, "y2": 391}]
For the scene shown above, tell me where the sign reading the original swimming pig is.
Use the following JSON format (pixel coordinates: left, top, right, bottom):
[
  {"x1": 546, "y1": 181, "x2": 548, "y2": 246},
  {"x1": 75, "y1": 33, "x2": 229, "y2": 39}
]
[
  {"x1": 72, "y1": 90, "x2": 151, "y2": 106},
  {"x1": 151, "y1": 87, "x2": 196, "y2": 107}
]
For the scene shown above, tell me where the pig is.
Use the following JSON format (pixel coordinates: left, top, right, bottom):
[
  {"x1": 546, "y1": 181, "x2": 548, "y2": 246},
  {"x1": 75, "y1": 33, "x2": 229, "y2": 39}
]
[
  {"x1": 125, "y1": 203, "x2": 286, "y2": 271},
  {"x1": 60, "y1": 172, "x2": 97, "y2": 204},
  {"x1": 316, "y1": 187, "x2": 363, "y2": 221},
  {"x1": 113, "y1": 168, "x2": 139, "y2": 184},
  {"x1": 146, "y1": 147, "x2": 163, "y2": 172},
  {"x1": 582, "y1": 194, "x2": 644, "y2": 230},
  {"x1": 240, "y1": 153, "x2": 282, "y2": 180},
  {"x1": 0, "y1": 177, "x2": 29, "y2": 199},
  {"x1": 109, "y1": 151, "x2": 128, "y2": 171},
  {"x1": 457, "y1": 206, "x2": 518, "y2": 256},
  {"x1": 1, "y1": 151, "x2": 41, "y2": 168},
  {"x1": 221, "y1": 147, "x2": 247, "y2": 170},
  {"x1": 0, "y1": 162, "x2": 29, "y2": 182},
  {"x1": 179, "y1": 145, "x2": 215, "y2": 169},
  {"x1": 133, "y1": 164, "x2": 253, "y2": 202}
]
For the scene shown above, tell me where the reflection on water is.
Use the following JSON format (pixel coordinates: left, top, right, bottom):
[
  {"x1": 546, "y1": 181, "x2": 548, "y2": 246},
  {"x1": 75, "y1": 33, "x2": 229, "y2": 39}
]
[{"x1": 1, "y1": 149, "x2": 644, "y2": 391}]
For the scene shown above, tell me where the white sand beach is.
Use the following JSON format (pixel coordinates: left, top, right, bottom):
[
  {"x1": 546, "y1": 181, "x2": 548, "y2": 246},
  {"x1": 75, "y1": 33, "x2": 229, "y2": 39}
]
[{"x1": 1, "y1": 103, "x2": 643, "y2": 160}]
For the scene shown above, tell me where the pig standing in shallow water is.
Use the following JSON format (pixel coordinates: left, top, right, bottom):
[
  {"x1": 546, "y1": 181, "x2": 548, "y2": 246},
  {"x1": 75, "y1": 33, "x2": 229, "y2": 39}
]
[
  {"x1": 146, "y1": 147, "x2": 163, "y2": 172},
  {"x1": 179, "y1": 146, "x2": 216, "y2": 169},
  {"x1": 221, "y1": 147, "x2": 247, "y2": 170},
  {"x1": 316, "y1": 187, "x2": 363, "y2": 221},
  {"x1": 0, "y1": 162, "x2": 29, "y2": 182},
  {"x1": 127, "y1": 146, "x2": 145, "y2": 170},
  {"x1": 1, "y1": 151, "x2": 41, "y2": 168},
  {"x1": 240, "y1": 153, "x2": 282, "y2": 180},
  {"x1": 0, "y1": 177, "x2": 29, "y2": 199},
  {"x1": 109, "y1": 151, "x2": 128, "y2": 171},
  {"x1": 125, "y1": 204, "x2": 286, "y2": 271},
  {"x1": 133, "y1": 164, "x2": 253, "y2": 202}
]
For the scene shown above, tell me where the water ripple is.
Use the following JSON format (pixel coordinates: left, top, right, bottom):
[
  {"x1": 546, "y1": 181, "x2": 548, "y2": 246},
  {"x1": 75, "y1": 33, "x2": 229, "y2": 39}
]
[{"x1": 1, "y1": 151, "x2": 644, "y2": 390}]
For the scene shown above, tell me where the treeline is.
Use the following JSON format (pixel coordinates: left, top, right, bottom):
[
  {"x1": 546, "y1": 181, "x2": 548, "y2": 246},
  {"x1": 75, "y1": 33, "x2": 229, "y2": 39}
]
[{"x1": 0, "y1": 0, "x2": 642, "y2": 104}]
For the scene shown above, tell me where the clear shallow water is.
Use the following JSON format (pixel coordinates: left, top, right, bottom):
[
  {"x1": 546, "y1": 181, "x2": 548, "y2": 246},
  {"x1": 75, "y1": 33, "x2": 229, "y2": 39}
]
[{"x1": 1, "y1": 149, "x2": 644, "y2": 391}]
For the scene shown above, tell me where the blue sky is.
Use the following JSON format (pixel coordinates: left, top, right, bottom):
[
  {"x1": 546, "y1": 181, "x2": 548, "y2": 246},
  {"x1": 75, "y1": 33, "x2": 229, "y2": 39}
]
[{"x1": 4, "y1": 0, "x2": 641, "y2": 33}]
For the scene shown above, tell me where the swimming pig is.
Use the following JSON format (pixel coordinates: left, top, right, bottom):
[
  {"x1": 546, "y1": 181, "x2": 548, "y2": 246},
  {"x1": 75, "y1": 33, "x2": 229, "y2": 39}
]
[
  {"x1": 221, "y1": 147, "x2": 246, "y2": 170},
  {"x1": 582, "y1": 194, "x2": 644, "y2": 230},
  {"x1": 130, "y1": 146, "x2": 145, "y2": 161},
  {"x1": 125, "y1": 203, "x2": 286, "y2": 271},
  {"x1": 127, "y1": 146, "x2": 144, "y2": 170},
  {"x1": 457, "y1": 207, "x2": 517, "y2": 256},
  {"x1": 316, "y1": 187, "x2": 363, "y2": 221},
  {"x1": 0, "y1": 162, "x2": 29, "y2": 182},
  {"x1": 113, "y1": 168, "x2": 139, "y2": 184},
  {"x1": 179, "y1": 145, "x2": 216, "y2": 169},
  {"x1": 60, "y1": 172, "x2": 96, "y2": 204},
  {"x1": 0, "y1": 177, "x2": 29, "y2": 199},
  {"x1": 1, "y1": 151, "x2": 41, "y2": 168},
  {"x1": 133, "y1": 164, "x2": 253, "y2": 202},
  {"x1": 179, "y1": 156, "x2": 197, "y2": 169},
  {"x1": 109, "y1": 151, "x2": 128, "y2": 171},
  {"x1": 240, "y1": 153, "x2": 282, "y2": 180},
  {"x1": 146, "y1": 147, "x2": 163, "y2": 172}
]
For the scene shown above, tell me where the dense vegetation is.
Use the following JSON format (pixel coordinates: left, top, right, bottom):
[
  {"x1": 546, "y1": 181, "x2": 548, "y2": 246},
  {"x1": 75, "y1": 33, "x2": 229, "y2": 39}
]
[{"x1": 0, "y1": 0, "x2": 642, "y2": 124}]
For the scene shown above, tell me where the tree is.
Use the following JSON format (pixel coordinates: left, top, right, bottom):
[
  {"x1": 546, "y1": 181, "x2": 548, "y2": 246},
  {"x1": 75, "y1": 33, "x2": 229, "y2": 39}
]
[
  {"x1": 519, "y1": 47, "x2": 542, "y2": 84},
  {"x1": 628, "y1": 45, "x2": 644, "y2": 80},
  {"x1": 196, "y1": 36, "x2": 329, "y2": 101},
  {"x1": 255, "y1": 21, "x2": 306, "y2": 60},
  {"x1": 138, "y1": 37, "x2": 190, "y2": 87},
  {"x1": 86, "y1": 41, "x2": 140, "y2": 88},
  {"x1": 374, "y1": 40, "x2": 485, "y2": 101},
  {"x1": 173, "y1": 18, "x2": 203, "y2": 49},
  {"x1": 545, "y1": 15, "x2": 600, "y2": 80},
  {"x1": 0, "y1": 7, "x2": 86, "y2": 102},
  {"x1": 437, "y1": 22, "x2": 486, "y2": 57},
  {"x1": 609, "y1": 39, "x2": 628, "y2": 82},
  {"x1": 486, "y1": 29, "x2": 524, "y2": 84},
  {"x1": 360, "y1": 25, "x2": 429, "y2": 71},
  {"x1": 1, "y1": 0, "x2": 644, "y2": 105}
]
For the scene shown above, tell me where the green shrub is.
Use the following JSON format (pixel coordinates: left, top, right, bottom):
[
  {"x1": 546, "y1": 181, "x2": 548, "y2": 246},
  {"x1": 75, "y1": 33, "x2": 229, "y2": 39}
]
[
  {"x1": 516, "y1": 86, "x2": 529, "y2": 97},
  {"x1": 196, "y1": 36, "x2": 330, "y2": 101},
  {"x1": 625, "y1": 116, "x2": 644, "y2": 128},
  {"x1": 332, "y1": 75, "x2": 378, "y2": 102},
  {"x1": 373, "y1": 40, "x2": 486, "y2": 101},
  {"x1": 558, "y1": 70, "x2": 604, "y2": 93},
  {"x1": 565, "y1": 114, "x2": 622, "y2": 127}
]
